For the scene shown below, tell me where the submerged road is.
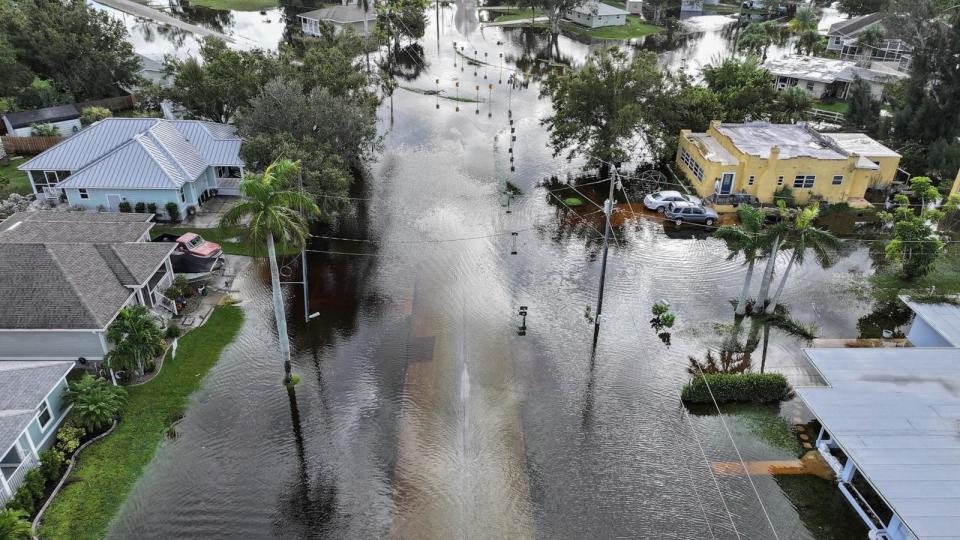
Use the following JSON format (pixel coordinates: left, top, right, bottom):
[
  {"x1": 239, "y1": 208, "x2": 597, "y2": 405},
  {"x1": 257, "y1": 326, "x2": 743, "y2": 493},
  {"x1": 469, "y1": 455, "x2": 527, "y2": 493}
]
[{"x1": 94, "y1": 0, "x2": 236, "y2": 42}]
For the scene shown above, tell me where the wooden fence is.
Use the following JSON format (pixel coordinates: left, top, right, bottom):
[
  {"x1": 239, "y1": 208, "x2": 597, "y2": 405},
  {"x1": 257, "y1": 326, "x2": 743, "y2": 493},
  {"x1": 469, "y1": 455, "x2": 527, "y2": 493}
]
[
  {"x1": 77, "y1": 94, "x2": 136, "y2": 111},
  {"x1": 1, "y1": 136, "x2": 64, "y2": 155}
]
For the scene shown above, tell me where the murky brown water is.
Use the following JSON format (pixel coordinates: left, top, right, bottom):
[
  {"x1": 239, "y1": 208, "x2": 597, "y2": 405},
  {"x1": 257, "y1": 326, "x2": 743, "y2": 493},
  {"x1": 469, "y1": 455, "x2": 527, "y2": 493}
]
[{"x1": 108, "y1": 1, "x2": 872, "y2": 539}]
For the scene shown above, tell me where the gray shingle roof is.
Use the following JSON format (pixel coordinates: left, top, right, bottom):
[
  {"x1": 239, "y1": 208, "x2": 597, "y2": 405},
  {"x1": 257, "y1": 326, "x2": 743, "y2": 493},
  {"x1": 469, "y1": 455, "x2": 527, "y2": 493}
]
[
  {"x1": 0, "y1": 221, "x2": 153, "y2": 243},
  {"x1": 17, "y1": 118, "x2": 243, "y2": 186},
  {"x1": 0, "y1": 211, "x2": 152, "y2": 228},
  {"x1": 3, "y1": 105, "x2": 81, "y2": 129},
  {"x1": 0, "y1": 242, "x2": 174, "y2": 330},
  {"x1": 0, "y1": 361, "x2": 73, "y2": 454},
  {"x1": 827, "y1": 12, "x2": 884, "y2": 38}
]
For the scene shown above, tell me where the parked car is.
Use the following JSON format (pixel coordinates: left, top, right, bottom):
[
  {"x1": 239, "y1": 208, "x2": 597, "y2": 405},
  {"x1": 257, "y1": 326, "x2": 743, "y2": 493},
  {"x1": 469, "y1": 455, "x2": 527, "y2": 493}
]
[
  {"x1": 154, "y1": 232, "x2": 223, "y2": 258},
  {"x1": 643, "y1": 190, "x2": 702, "y2": 213},
  {"x1": 664, "y1": 201, "x2": 718, "y2": 226}
]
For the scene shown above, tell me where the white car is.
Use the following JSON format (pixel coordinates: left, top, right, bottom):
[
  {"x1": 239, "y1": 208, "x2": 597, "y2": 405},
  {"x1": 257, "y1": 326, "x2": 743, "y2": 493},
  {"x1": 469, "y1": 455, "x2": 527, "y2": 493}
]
[{"x1": 643, "y1": 191, "x2": 702, "y2": 213}]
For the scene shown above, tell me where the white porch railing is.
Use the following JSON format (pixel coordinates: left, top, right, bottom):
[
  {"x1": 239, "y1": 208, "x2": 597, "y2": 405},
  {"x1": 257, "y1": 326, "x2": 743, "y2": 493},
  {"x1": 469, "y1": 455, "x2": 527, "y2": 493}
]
[
  {"x1": 155, "y1": 292, "x2": 178, "y2": 316},
  {"x1": 42, "y1": 186, "x2": 64, "y2": 201},
  {"x1": 1, "y1": 453, "x2": 39, "y2": 504}
]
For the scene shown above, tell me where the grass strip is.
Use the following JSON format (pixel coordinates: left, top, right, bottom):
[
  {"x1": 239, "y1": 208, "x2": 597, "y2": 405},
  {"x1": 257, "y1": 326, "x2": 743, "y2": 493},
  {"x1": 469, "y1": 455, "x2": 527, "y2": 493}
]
[
  {"x1": 38, "y1": 306, "x2": 245, "y2": 540},
  {"x1": 560, "y1": 17, "x2": 660, "y2": 40},
  {"x1": 184, "y1": 0, "x2": 278, "y2": 11},
  {"x1": 0, "y1": 157, "x2": 32, "y2": 198}
]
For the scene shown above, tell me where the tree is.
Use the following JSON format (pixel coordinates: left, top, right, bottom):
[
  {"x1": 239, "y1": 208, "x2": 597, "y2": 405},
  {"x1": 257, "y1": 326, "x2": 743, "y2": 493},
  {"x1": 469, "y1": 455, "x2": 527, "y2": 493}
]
[
  {"x1": 839, "y1": 0, "x2": 889, "y2": 15},
  {"x1": 765, "y1": 203, "x2": 840, "y2": 313},
  {"x1": 788, "y1": 7, "x2": 821, "y2": 55},
  {"x1": 879, "y1": 179, "x2": 945, "y2": 279},
  {"x1": 737, "y1": 21, "x2": 779, "y2": 61},
  {"x1": 0, "y1": 0, "x2": 140, "y2": 101},
  {"x1": 535, "y1": 0, "x2": 586, "y2": 35},
  {"x1": 855, "y1": 25, "x2": 885, "y2": 66},
  {"x1": 163, "y1": 38, "x2": 278, "y2": 123},
  {"x1": 702, "y1": 57, "x2": 779, "y2": 122},
  {"x1": 376, "y1": 0, "x2": 429, "y2": 48},
  {"x1": 0, "y1": 508, "x2": 32, "y2": 540},
  {"x1": 713, "y1": 205, "x2": 769, "y2": 315},
  {"x1": 219, "y1": 159, "x2": 321, "y2": 384},
  {"x1": 30, "y1": 123, "x2": 60, "y2": 137},
  {"x1": 845, "y1": 77, "x2": 881, "y2": 133},
  {"x1": 105, "y1": 305, "x2": 164, "y2": 377},
  {"x1": 63, "y1": 375, "x2": 127, "y2": 433},
  {"x1": 541, "y1": 48, "x2": 661, "y2": 177},
  {"x1": 80, "y1": 106, "x2": 112, "y2": 127},
  {"x1": 642, "y1": 72, "x2": 725, "y2": 164},
  {"x1": 752, "y1": 203, "x2": 790, "y2": 313},
  {"x1": 773, "y1": 86, "x2": 812, "y2": 123}
]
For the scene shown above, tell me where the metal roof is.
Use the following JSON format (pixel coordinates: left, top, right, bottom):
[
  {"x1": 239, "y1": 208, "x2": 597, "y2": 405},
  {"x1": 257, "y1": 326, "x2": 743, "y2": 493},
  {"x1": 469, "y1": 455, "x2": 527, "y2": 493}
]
[
  {"x1": 570, "y1": 1, "x2": 630, "y2": 16},
  {"x1": 761, "y1": 55, "x2": 907, "y2": 85},
  {"x1": 798, "y1": 348, "x2": 960, "y2": 540},
  {"x1": 3, "y1": 104, "x2": 80, "y2": 129},
  {"x1": 901, "y1": 298, "x2": 960, "y2": 347},
  {"x1": 0, "y1": 361, "x2": 74, "y2": 456},
  {"x1": 299, "y1": 4, "x2": 369, "y2": 23},
  {"x1": 18, "y1": 118, "x2": 243, "y2": 187}
]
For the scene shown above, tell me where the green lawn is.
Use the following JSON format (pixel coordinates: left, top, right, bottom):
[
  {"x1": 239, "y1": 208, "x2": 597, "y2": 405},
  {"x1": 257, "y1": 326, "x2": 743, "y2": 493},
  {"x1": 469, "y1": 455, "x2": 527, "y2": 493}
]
[
  {"x1": 186, "y1": 0, "x2": 278, "y2": 10},
  {"x1": 561, "y1": 16, "x2": 660, "y2": 40},
  {"x1": 0, "y1": 157, "x2": 32, "y2": 198},
  {"x1": 813, "y1": 100, "x2": 850, "y2": 114},
  {"x1": 39, "y1": 306, "x2": 245, "y2": 540},
  {"x1": 152, "y1": 225, "x2": 252, "y2": 256},
  {"x1": 493, "y1": 8, "x2": 545, "y2": 23},
  {"x1": 869, "y1": 242, "x2": 960, "y2": 301}
]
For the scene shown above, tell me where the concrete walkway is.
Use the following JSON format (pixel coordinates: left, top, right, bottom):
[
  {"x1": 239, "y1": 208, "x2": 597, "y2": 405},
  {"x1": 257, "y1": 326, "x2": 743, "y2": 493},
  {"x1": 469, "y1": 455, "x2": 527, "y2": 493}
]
[{"x1": 95, "y1": 0, "x2": 236, "y2": 42}]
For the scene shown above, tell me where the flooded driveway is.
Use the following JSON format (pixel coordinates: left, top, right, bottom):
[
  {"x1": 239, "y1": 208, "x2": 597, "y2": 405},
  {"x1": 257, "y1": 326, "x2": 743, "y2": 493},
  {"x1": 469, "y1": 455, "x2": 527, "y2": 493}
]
[{"x1": 108, "y1": 2, "x2": 872, "y2": 539}]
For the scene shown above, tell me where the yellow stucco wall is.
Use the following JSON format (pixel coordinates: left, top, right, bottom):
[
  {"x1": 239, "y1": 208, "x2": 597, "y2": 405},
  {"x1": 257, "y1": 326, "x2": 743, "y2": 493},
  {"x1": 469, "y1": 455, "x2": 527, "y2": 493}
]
[
  {"x1": 951, "y1": 168, "x2": 960, "y2": 196},
  {"x1": 675, "y1": 123, "x2": 900, "y2": 206}
]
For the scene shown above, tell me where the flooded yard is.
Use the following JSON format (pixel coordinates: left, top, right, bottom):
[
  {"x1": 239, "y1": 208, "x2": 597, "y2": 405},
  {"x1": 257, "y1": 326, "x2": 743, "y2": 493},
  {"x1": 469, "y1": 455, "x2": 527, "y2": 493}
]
[{"x1": 104, "y1": 1, "x2": 879, "y2": 538}]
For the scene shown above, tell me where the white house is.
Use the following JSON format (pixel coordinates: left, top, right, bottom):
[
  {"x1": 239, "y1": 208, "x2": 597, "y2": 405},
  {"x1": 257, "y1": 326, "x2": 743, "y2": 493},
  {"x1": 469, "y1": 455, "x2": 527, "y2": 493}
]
[
  {"x1": 0, "y1": 361, "x2": 75, "y2": 507},
  {"x1": 298, "y1": 1, "x2": 372, "y2": 36},
  {"x1": 0, "y1": 211, "x2": 177, "y2": 364},
  {"x1": 826, "y1": 13, "x2": 912, "y2": 71},
  {"x1": 565, "y1": 2, "x2": 629, "y2": 28},
  {"x1": 18, "y1": 118, "x2": 244, "y2": 217},
  {"x1": 798, "y1": 348, "x2": 960, "y2": 540},
  {"x1": 1, "y1": 104, "x2": 82, "y2": 138},
  {"x1": 901, "y1": 296, "x2": 960, "y2": 347},
  {"x1": 761, "y1": 55, "x2": 908, "y2": 100},
  {"x1": 626, "y1": 0, "x2": 643, "y2": 14}
]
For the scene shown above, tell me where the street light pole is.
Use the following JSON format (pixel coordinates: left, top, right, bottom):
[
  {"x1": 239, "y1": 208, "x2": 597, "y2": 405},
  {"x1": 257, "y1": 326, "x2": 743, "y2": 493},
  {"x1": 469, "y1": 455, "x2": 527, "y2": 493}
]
[{"x1": 593, "y1": 167, "x2": 618, "y2": 336}]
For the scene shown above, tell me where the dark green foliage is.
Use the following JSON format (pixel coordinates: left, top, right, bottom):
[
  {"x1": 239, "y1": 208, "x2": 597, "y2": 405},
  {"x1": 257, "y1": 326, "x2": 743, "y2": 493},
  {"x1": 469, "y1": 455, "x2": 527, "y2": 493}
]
[
  {"x1": 845, "y1": 77, "x2": 880, "y2": 133},
  {"x1": 39, "y1": 448, "x2": 65, "y2": 484},
  {"x1": 117, "y1": 201, "x2": 131, "y2": 213},
  {"x1": 146, "y1": 202, "x2": 158, "y2": 215},
  {"x1": 6, "y1": 468, "x2": 45, "y2": 515},
  {"x1": 165, "y1": 202, "x2": 181, "y2": 222},
  {"x1": 839, "y1": 0, "x2": 888, "y2": 15},
  {"x1": 134, "y1": 202, "x2": 146, "y2": 213},
  {"x1": 703, "y1": 57, "x2": 779, "y2": 122},
  {"x1": 681, "y1": 373, "x2": 791, "y2": 403},
  {"x1": 773, "y1": 185, "x2": 796, "y2": 207},
  {"x1": 64, "y1": 375, "x2": 128, "y2": 433},
  {"x1": 164, "y1": 324, "x2": 182, "y2": 339},
  {"x1": 79, "y1": 106, "x2": 111, "y2": 126},
  {"x1": 29, "y1": 123, "x2": 60, "y2": 137},
  {"x1": 0, "y1": 508, "x2": 33, "y2": 540}
]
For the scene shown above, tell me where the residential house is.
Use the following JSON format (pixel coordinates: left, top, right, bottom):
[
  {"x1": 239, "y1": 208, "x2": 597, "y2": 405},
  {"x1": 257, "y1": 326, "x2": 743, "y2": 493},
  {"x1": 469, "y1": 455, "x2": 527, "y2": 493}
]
[
  {"x1": 675, "y1": 120, "x2": 901, "y2": 206},
  {"x1": 0, "y1": 212, "x2": 176, "y2": 363},
  {"x1": 565, "y1": 2, "x2": 629, "y2": 28},
  {"x1": 761, "y1": 55, "x2": 907, "y2": 100},
  {"x1": 298, "y1": 1, "x2": 372, "y2": 36},
  {"x1": 798, "y1": 347, "x2": 960, "y2": 540},
  {"x1": 626, "y1": 0, "x2": 643, "y2": 14},
  {"x1": 0, "y1": 361, "x2": 74, "y2": 507},
  {"x1": 900, "y1": 296, "x2": 960, "y2": 348},
  {"x1": 17, "y1": 118, "x2": 243, "y2": 217},
  {"x1": 826, "y1": 13, "x2": 912, "y2": 70},
  {"x1": 2, "y1": 104, "x2": 81, "y2": 138},
  {"x1": 950, "y1": 168, "x2": 960, "y2": 198}
]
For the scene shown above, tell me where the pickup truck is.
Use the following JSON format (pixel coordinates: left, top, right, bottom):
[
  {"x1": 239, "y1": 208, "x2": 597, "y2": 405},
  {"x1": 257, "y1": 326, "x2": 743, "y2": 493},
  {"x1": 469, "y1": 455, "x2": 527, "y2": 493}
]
[{"x1": 154, "y1": 232, "x2": 223, "y2": 258}]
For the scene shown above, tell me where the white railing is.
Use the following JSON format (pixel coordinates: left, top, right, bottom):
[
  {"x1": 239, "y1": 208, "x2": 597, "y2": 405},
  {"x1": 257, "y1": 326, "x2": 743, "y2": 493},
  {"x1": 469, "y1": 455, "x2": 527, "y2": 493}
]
[
  {"x1": 3, "y1": 453, "x2": 39, "y2": 500},
  {"x1": 155, "y1": 292, "x2": 178, "y2": 316},
  {"x1": 42, "y1": 187, "x2": 64, "y2": 201},
  {"x1": 806, "y1": 108, "x2": 845, "y2": 123}
]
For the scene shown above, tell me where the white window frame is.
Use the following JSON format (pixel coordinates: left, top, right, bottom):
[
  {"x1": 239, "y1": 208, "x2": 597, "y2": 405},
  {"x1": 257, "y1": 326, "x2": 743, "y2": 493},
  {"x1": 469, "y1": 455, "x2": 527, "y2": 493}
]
[
  {"x1": 680, "y1": 148, "x2": 704, "y2": 181},
  {"x1": 43, "y1": 171, "x2": 58, "y2": 184},
  {"x1": 832, "y1": 175, "x2": 843, "y2": 185},
  {"x1": 37, "y1": 400, "x2": 52, "y2": 430}
]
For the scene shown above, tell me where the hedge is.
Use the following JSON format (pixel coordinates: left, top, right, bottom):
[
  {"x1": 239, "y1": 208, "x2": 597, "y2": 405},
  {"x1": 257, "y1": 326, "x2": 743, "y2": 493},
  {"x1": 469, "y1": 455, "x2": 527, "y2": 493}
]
[{"x1": 681, "y1": 373, "x2": 791, "y2": 404}]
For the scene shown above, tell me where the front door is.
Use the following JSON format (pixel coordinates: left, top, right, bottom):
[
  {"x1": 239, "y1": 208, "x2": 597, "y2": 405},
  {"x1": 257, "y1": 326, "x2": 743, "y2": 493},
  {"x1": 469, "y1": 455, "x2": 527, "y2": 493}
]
[
  {"x1": 106, "y1": 194, "x2": 122, "y2": 212},
  {"x1": 719, "y1": 173, "x2": 735, "y2": 195}
]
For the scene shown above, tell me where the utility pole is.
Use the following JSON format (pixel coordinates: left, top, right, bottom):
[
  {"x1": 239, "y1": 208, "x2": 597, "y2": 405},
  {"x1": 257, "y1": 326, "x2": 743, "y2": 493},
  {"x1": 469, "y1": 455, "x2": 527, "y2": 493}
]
[{"x1": 593, "y1": 165, "x2": 618, "y2": 339}]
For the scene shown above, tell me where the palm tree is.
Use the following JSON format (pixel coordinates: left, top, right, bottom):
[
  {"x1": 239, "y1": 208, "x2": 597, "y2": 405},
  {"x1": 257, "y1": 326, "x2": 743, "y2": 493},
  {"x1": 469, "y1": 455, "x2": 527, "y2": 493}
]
[
  {"x1": 789, "y1": 7, "x2": 820, "y2": 55},
  {"x1": 220, "y1": 159, "x2": 321, "y2": 385},
  {"x1": 713, "y1": 205, "x2": 768, "y2": 316},
  {"x1": 64, "y1": 374, "x2": 128, "y2": 433},
  {"x1": 765, "y1": 203, "x2": 839, "y2": 314},
  {"x1": 753, "y1": 216, "x2": 788, "y2": 314},
  {"x1": 0, "y1": 508, "x2": 32, "y2": 540},
  {"x1": 105, "y1": 305, "x2": 164, "y2": 378}
]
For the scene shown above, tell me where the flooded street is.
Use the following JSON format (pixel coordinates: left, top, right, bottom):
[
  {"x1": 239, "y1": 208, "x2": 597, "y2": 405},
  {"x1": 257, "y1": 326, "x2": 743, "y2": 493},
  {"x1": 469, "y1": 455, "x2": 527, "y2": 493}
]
[{"x1": 108, "y1": 1, "x2": 874, "y2": 538}]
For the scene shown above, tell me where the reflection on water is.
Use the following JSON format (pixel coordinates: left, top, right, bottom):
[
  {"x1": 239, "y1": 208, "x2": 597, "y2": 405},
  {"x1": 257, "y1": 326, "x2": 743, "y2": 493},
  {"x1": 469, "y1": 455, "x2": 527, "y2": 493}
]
[{"x1": 107, "y1": 1, "x2": 873, "y2": 539}]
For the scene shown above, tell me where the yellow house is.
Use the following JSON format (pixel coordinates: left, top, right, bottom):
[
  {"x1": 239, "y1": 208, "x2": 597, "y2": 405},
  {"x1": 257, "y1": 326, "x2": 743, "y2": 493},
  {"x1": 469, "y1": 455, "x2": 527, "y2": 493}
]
[
  {"x1": 675, "y1": 121, "x2": 901, "y2": 208},
  {"x1": 951, "y1": 168, "x2": 960, "y2": 197}
]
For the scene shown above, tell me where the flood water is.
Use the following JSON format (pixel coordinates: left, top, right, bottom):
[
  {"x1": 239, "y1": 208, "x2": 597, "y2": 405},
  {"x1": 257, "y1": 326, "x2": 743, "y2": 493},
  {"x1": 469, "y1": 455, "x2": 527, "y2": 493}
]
[{"x1": 107, "y1": 1, "x2": 878, "y2": 538}]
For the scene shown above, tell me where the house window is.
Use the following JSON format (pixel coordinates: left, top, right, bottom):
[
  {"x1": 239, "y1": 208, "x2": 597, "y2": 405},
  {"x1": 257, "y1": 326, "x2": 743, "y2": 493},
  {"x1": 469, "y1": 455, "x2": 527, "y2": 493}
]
[
  {"x1": 680, "y1": 148, "x2": 704, "y2": 181},
  {"x1": 78, "y1": 188, "x2": 89, "y2": 199},
  {"x1": 806, "y1": 81, "x2": 815, "y2": 91},
  {"x1": 748, "y1": 175, "x2": 755, "y2": 186},
  {"x1": 179, "y1": 188, "x2": 186, "y2": 203},
  {"x1": 37, "y1": 401, "x2": 52, "y2": 429},
  {"x1": 43, "y1": 171, "x2": 58, "y2": 184},
  {"x1": 793, "y1": 175, "x2": 816, "y2": 189},
  {"x1": 832, "y1": 175, "x2": 843, "y2": 185},
  {"x1": 777, "y1": 176, "x2": 784, "y2": 186}
]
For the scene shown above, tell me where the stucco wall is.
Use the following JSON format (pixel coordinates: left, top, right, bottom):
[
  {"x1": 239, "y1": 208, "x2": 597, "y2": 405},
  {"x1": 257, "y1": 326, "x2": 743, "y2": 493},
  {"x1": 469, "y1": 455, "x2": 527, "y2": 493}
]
[
  {"x1": 906, "y1": 317, "x2": 952, "y2": 347},
  {"x1": 0, "y1": 330, "x2": 106, "y2": 360}
]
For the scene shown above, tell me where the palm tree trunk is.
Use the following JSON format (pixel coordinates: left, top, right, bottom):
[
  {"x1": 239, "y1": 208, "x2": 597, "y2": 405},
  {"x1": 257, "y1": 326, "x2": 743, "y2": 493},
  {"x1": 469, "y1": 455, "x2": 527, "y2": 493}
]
[
  {"x1": 267, "y1": 234, "x2": 293, "y2": 383},
  {"x1": 765, "y1": 250, "x2": 797, "y2": 314},
  {"x1": 736, "y1": 258, "x2": 755, "y2": 316},
  {"x1": 753, "y1": 235, "x2": 780, "y2": 314}
]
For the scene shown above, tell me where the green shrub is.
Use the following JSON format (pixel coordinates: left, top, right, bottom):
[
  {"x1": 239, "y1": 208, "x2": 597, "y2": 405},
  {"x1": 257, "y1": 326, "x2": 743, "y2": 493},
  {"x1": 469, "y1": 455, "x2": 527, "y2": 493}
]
[
  {"x1": 681, "y1": 373, "x2": 790, "y2": 404},
  {"x1": 55, "y1": 423, "x2": 86, "y2": 455},
  {"x1": 118, "y1": 201, "x2": 132, "y2": 213},
  {"x1": 64, "y1": 375, "x2": 127, "y2": 433},
  {"x1": 0, "y1": 508, "x2": 32, "y2": 539},
  {"x1": 79, "y1": 106, "x2": 112, "y2": 126},
  {"x1": 165, "y1": 202, "x2": 180, "y2": 222},
  {"x1": 134, "y1": 201, "x2": 146, "y2": 213},
  {"x1": 39, "y1": 448, "x2": 65, "y2": 484},
  {"x1": 30, "y1": 122, "x2": 61, "y2": 137},
  {"x1": 147, "y1": 202, "x2": 158, "y2": 215},
  {"x1": 7, "y1": 468, "x2": 45, "y2": 514},
  {"x1": 165, "y1": 324, "x2": 182, "y2": 339},
  {"x1": 773, "y1": 185, "x2": 796, "y2": 207}
]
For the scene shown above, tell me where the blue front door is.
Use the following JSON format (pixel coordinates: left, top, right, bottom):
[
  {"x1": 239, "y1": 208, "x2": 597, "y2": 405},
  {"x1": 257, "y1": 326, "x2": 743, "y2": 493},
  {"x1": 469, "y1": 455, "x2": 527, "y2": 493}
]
[{"x1": 719, "y1": 173, "x2": 735, "y2": 194}]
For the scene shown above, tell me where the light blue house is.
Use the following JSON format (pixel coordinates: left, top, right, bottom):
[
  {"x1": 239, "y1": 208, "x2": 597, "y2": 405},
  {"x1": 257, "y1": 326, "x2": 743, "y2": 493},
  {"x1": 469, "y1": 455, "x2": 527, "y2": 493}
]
[
  {"x1": 18, "y1": 118, "x2": 244, "y2": 220},
  {"x1": 901, "y1": 296, "x2": 960, "y2": 347},
  {"x1": 0, "y1": 361, "x2": 74, "y2": 507}
]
